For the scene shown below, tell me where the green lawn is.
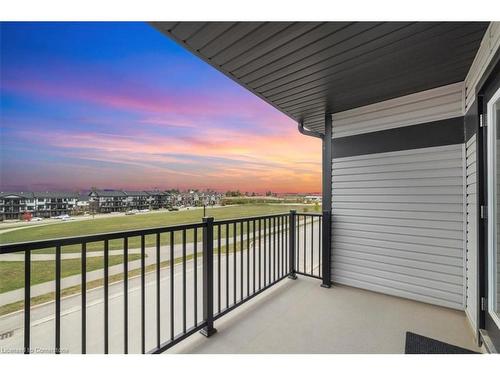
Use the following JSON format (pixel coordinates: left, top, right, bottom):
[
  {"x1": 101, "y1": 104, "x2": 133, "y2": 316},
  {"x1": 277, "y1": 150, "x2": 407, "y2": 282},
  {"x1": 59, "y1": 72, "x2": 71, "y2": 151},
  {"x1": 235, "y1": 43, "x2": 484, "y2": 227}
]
[
  {"x1": 0, "y1": 204, "x2": 316, "y2": 253},
  {"x1": 0, "y1": 254, "x2": 141, "y2": 294}
]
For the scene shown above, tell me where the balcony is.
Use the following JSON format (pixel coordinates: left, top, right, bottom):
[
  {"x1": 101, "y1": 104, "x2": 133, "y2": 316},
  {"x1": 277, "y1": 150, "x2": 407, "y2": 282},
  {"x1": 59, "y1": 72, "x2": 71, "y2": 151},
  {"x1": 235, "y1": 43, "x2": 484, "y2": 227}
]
[{"x1": 0, "y1": 211, "x2": 480, "y2": 354}]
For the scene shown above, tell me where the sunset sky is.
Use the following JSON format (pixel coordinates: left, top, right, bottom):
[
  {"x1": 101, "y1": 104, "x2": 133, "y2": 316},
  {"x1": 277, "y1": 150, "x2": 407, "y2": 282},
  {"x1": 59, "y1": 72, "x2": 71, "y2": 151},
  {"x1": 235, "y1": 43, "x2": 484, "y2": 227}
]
[{"x1": 0, "y1": 22, "x2": 321, "y2": 193}]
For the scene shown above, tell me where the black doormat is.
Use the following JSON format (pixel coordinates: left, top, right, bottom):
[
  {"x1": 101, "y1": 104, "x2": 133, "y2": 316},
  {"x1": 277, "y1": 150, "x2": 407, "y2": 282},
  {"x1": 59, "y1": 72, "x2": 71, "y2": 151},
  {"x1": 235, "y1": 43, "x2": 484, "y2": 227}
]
[{"x1": 405, "y1": 332, "x2": 478, "y2": 354}]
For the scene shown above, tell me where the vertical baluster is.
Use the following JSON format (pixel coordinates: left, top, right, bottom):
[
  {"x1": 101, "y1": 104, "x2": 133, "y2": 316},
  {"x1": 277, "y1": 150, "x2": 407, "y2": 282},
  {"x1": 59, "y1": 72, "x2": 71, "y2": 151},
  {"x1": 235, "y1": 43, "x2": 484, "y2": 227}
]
[
  {"x1": 156, "y1": 232, "x2": 161, "y2": 348},
  {"x1": 253, "y1": 219, "x2": 256, "y2": 294},
  {"x1": 123, "y1": 237, "x2": 128, "y2": 354},
  {"x1": 279, "y1": 216, "x2": 282, "y2": 278},
  {"x1": 303, "y1": 216, "x2": 307, "y2": 274},
  {"x1": 226, "y1": 223, "x2": 229, "y2": 309},
  {"x1": 273, "y1": 217, "x2": 278, "y2": 281},
  {"x1": 24, "y1": 250, "x2": 31, "y2": 354},
  {"x1": 200, "y1": 217, "x2": 216, "y2": 337},
  {"x1": 296, "y1": 214, "x2": 300, "y2": 273},
  {"x1": 81, "y1": 243, "x2": 87, "y2": 354},
  {"x1": 105, "y1": 239, "x2": 110, "y2": 354},
  {"x1": 182, "y1": 229, "x2": 186, "y2": 334},
  {"x1": 258, "y1": 219, "x2": 262, "y2": 290},
  {"x1": 140, "y1": 235, "x2": 145, "y2": 353},
  {"x1": 55, "y1": 245, "x2": 61, "y2": 354},
  {"x1": 194, "y1": 228, "x2": 198, "y2": 327},
  {"x1": 233, "y1": 222, "x2": 236, "y2": 305},
  {"x1": 217, "y1": 224, "x2": 221, "y2": 314},
  {"x1": 246, "y1": 220, "x2": 250, "y2": 298},
  {"x1": 268, "y1": 218, "x2": 272, "y2": 284},
  {"x1": 263, "y1": 218, "x2": 267, "y2": 286},
  {"x1": 311, "y1": 216, "x2": 314, "y2": 275},
  {"x1": 281, "y1": 215, "x2": 285, "y2": 277},
  {"x1": 240, "y1": 221, "x2": 243, "y2": 300},
  {"x1": 169, "y1": 231, "x2": 174, "y2": 341},
  {"x1": 289, "y1": 210, "x2": 297, "y2": 279}
]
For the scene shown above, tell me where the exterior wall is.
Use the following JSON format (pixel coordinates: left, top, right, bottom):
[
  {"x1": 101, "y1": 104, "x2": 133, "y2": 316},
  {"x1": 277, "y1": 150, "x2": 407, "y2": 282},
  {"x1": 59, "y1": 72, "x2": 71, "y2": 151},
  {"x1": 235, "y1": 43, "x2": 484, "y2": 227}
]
[
  {"x1": 331, "y1": 143, "x2": 466, "y2": 310},
  {"x1": 331, "y1": 82, "x2": 464, "y2": 138},
  {"x1": 328, "y1": 21, "x2": 500, "y2": 316}
]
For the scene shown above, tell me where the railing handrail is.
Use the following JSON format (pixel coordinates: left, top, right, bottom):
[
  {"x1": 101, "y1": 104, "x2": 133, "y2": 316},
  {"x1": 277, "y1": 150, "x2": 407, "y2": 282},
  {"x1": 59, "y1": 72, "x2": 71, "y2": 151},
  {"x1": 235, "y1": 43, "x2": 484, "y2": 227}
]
[
  {"x1": 0, "y1": 211, "x2": 321, "y2": 254},
  {"x1": 0, "y1": 221, "x2": 205, "y2": 253},
  {"x1": 212, "y1": 212, "x2": 289, "y2": 225}
]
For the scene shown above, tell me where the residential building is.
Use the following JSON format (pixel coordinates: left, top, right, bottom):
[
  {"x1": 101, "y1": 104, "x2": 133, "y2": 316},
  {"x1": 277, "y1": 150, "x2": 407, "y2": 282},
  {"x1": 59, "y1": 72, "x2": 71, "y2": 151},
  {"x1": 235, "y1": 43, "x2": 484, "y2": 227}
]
[
  {"x1": 123, "y1": 191, "x2": 150, "y2": 211},
  {"x1": 0, "y1": 192, "x2": 33, "y2": 220},
  {"x1": 145, "y1": 190, "x2": 170, "y2": 209},
  {"x1": 32, "y1": 192, "x2": 79, "y2": 218},
  {"x1": 88, "y1": 190, "x2": 127, "y2": 213}
]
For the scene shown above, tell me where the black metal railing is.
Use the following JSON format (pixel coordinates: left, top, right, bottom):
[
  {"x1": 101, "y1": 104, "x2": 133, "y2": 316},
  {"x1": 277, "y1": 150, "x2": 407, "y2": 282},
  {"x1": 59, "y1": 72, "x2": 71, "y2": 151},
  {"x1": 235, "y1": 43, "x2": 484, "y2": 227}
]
[
  {"x1": 294, "y1": 212, "x2": 322, "y2": 280},
  {"x1": 0, "y1": 210, "x2": 328, "y2": 354}
]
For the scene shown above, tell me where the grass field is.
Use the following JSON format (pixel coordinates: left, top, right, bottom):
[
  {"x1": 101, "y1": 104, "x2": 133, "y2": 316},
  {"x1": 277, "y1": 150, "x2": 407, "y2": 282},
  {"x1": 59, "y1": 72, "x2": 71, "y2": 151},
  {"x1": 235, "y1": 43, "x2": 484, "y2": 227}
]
[
  {"x1": 0, "y1": 254, "x2": 141, "y2": 294},
  {"x1": 0, "y1": 204, "x2": 316, "y2": 253}
]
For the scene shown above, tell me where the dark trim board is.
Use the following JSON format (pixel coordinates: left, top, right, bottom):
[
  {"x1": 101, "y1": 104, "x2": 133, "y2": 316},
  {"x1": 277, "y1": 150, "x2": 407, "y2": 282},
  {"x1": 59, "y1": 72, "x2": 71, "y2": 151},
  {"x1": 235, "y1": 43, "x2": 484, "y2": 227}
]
[
  {"x1": 465, "y1": 100, "x2": 479, "y2": 142},
  {"x1": 332, "y1": 117, "x2": 465, "y2": 158}
]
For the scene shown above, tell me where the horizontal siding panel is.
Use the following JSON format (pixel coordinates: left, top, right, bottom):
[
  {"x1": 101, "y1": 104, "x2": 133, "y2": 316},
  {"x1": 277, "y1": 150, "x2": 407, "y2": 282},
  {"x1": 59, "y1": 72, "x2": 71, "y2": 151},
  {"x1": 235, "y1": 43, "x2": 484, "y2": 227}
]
[
  {"x1": 333, "y1": 187, "x2": 463, "y2": 196},
  {"x1": 333, "y1": 222, "x2": 463, "y2": 239},
  {"x1": 333, "y1": 168, "x2": 463, "y2": 182},
  {"x1": 332, "y1": 269, "x2": 463, "y2": 306},
  {"x1": 332, "y1": 241, "x2": 463, "y2": 266},
  {"x1": 333, "y1": 177, "x2": 462, "y2": 188},
  {"x1": 334, "y1": 249, "x2": 462, "y2": 277},
  {"x1": 331, "y1": 82, "x2": 464, "y2": 138},
  {"x1": 334, "y1": 228, "x2": 463, "y2": 249},
  {"x1": 334, "y1": 214, "x2": 463, "y2": 230},
  {"x1": 332, "y1": 143, "x2": 466, "y2": 310},
  {"x1": 332, "y1": 275, "x2": 464, "y2": 310},
  {"x1": 333, "y1": 236, "x2": 463, "y2": 258},
  {"x1": 334, "y1": 194, "x2": 463, "y2": 204},
  {"x1": 332, "y1": 208, "x2": 462, "y2": 221},
  {"x1": 332, "y1": 201, "x2": 463, "y2": 213},
  {"x1": 332, "y1": 258, "x2": 463, "y2": 292}
]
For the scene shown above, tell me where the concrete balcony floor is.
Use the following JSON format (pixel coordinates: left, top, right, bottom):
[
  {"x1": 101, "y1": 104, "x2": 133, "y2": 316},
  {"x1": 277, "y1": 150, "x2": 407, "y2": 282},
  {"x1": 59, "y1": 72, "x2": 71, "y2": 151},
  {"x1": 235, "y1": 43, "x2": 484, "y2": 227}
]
[{"x1": 169, "y1": 276, "x2": 480, "y2": 354}]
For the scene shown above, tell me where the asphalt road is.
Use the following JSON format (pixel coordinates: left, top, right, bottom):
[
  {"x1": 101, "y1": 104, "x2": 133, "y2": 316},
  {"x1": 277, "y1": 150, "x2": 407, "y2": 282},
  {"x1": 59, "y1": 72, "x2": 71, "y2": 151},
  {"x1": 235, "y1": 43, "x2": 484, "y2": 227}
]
[{"x1": 0, "y1": 222, "x2": 321, "y2": 354}]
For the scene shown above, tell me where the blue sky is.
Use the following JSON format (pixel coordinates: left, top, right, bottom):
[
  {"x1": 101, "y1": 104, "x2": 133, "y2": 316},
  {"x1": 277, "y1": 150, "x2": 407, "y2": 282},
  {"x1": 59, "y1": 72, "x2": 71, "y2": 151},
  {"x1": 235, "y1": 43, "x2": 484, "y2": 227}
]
[{"x1": 0, "y1": 22, "x2": 320, "y2": 193}]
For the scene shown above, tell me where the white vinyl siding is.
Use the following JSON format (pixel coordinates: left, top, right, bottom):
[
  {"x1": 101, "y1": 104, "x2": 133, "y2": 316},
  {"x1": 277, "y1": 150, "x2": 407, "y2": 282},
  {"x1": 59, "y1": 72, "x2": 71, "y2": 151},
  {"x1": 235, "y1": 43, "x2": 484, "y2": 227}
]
[
  {"x1": 465, "y1": 135, "x2": 479, "y2": 332},
  {"x1": 331, "y1": 144, "x2": 466, "y2": 310},
  {"x1": 331, "y1": 83, "x2": 464, "y2": 138},
  {"x1": 465, "y1": 22, "x2": 500, "y2": 112}
]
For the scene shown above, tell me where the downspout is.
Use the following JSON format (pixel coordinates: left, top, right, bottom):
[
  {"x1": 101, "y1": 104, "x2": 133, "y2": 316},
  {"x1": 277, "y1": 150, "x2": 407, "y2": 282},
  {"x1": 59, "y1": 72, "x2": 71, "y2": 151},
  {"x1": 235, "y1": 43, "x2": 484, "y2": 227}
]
[{"x1": 297, "y1": 116, "x2": 332, "y2": 288}]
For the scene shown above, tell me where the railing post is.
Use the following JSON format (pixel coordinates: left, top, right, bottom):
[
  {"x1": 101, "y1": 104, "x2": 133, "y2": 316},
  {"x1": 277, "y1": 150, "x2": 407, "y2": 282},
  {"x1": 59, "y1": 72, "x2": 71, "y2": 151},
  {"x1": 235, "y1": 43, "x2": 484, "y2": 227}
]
[
  {"x1": 321, "y1": 210, "x2": 332, "y2": 288},
  {"x1": 288, "y1": 210, "x2": 297, "y2": 279},
  {"x1": 200, "y1": 216, "x2": 217, "y2": 337}
]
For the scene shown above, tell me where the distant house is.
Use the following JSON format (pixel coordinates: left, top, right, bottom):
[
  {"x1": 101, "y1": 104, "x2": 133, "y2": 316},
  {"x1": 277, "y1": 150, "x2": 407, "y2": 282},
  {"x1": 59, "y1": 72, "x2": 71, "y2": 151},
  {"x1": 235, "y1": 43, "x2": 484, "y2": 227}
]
[
  {"x1": 88, "y1": 190, "x2": 127, "y2": 213},
  {"x1": 145, "y1": 190, "x2": 169, "y2": 210},
  {"x1": 75, "y1": 194, "x2": 90, "y2": 212},
  {"x1": 33, "y1": 192, "x2": 79, "y2": 218},
  {"x1": 0, "y1": 191, "x2": 79, "y2": 220},
  {"x1": 0, "y1": 192, "x2": 34, "y2": 220},
  {"x1": 123, "y1": 191, "x2": 150, "y2": 211}
]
